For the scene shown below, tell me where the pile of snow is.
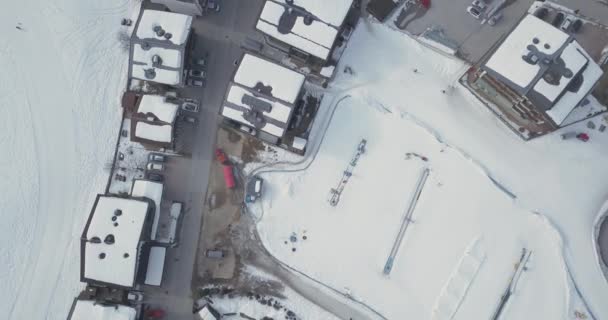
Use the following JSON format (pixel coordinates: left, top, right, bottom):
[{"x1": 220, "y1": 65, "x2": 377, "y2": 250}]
[
  {"x1": 0, "y1": 1, "x2": 140, "y2": 319},
  {"x1": 254, "y1": 19, "x2": 608, "y2": 319}
]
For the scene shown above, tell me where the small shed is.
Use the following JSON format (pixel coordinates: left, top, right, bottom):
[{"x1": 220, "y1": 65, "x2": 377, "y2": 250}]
[{"x1": 197, "y1": 304, "x2": 221, "y2": 320}]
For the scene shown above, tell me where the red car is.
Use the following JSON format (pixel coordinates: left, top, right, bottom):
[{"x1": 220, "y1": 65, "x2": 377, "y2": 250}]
[{"x1": 145, "y1": 309, "x2": 165, "y2": 318}]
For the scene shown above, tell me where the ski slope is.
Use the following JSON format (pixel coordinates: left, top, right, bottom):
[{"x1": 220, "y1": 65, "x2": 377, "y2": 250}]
[
  {"x1": 0, "y1": 1, "x2": 139, "y2": 319},
  {"x1": 251, "y1": 19, "x2": 608, "y2": 319}
]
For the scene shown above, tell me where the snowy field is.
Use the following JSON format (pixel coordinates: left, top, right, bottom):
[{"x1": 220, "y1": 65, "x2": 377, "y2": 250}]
[
  {"x1": 0, "y1": 1, "x2": 139, "y2": 319},
  {"x1": 253, "y1": 19, "x2": 608, "y2": 319}
]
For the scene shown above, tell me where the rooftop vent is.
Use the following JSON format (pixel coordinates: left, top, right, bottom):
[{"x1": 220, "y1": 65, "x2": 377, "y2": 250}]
[
  {"x1": 114, "y1": 209, "x2": 122, "y2": 216},
  {"x1": 164, "y1": 32, "x2": 172, "y2": 40},
  {"x1": 141, "y1": 42, "x2": 151, "y2": 51},
  {"x1": 153, "y1": 25, "x2": 165, "y2": 37},
  {"x1": 99, "y1": 253, "x2": 106, "y2": 259},
  {"x1": 152, "y1": 54, "x2": 163, "y2": 67},
  {"x1": 89, "y1": 236, "x2": 101, "y2": 244},
  {"x1": 104, "y1": 234, "x2": 115, "y2": 245},
  {"x1": 144, "y1": 68, "x2": 156, "y2": 79},
  {"x1": 123, "y1": 253, "x2": 130, "y2": 258}
]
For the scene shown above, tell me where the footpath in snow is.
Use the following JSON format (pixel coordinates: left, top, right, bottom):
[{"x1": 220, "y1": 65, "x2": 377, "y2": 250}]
[
  {"x1": 252, "y1": 19, "x2": 608, "y2": 319},
  {"x1": 0, "y1": 1, "x2": 139, "y2": 319}
]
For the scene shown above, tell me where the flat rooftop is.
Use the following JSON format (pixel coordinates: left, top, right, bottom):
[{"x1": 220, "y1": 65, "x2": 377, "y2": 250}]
[
  {"x1": 256, "y1": 0, "x2": 353, "y2": 60},
  {"x1": 82, "y1": 196, "x2": 151, "y2": 287},
  {"x1": 70, "y1": 300, "x2": 137, "y2": 320}
]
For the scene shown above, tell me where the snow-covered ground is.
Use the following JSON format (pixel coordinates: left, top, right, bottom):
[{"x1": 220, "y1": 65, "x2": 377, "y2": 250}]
[
  {"x1": 252, "y1": 19, "x2": 608, "y2": 319},
  {"x1": 0, "y1": 1, "x2": 139, "y2": 319}
]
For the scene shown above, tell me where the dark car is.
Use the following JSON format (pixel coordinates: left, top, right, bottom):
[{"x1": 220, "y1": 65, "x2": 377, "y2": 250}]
[
  {"x1": 181, "y1": 114, "x2": 198, "y2": 125},
  {"x1": 147, "y1": 172, "x2": 164, "y2": 182},
  {"x1": 552, "y1": 12, "x2": 564, "y2": 27}
]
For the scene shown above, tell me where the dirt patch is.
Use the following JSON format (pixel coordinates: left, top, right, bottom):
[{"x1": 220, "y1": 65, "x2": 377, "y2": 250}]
[{"x1": 241, "y1": 134, "x2": 265, "y2": 163}]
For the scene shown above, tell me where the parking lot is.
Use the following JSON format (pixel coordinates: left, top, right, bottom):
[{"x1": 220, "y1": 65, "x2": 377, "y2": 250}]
[{"x1": 393, "y1": 0, "x2": 535, "y2": 63}]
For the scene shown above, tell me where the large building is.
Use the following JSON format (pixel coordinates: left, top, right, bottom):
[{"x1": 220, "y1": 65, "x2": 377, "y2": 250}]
[
  {"x1": 221, "y1": 54, "x2": 306, "y2": 145},
  {"x1": 129, "y1": 10, "x2": 193, "y2": 86},
  {"x1": 469, "y1": 13, "x2": 604, "y2": 138},
  {"x1": 80, "y1": 195, "x2": 155, "y2": 288},
  {"x1": 256, "y1": 0, "x2": 354, "y2": 63}
]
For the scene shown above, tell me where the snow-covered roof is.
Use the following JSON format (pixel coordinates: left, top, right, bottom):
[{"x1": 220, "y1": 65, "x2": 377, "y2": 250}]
[
  {"x1": 135, "y1": 122, "x2": 173, "y2": 143},
  {"x1": 70, "y1": 300, "x2": 137, "y2": 320},
  {"x1": 83, "y1": 196, "x2": 151, "y2": 287},
  {"x1": 131, "y1": 65, "x2": 181, "y2": 86},
  {"x1": 532, "y1": 41, "x2": 588, "y2": 103},
  {"x1": 131, "y1": 180, "x2": 163, "y2": 241},
  {"x1": 136, "y1": 10, "x2": 193, "y2": 45},
  {"x1": 138, "y1": 95, "x2": 179, "y2": 123},
  {"x1": 234, "y1": 54, "x2": 305, "y2": 103},
  {"x1": 144, "y1": 246, "x2": 166, "y2": 286},
  {"x1": 546, "y1": 42, "x2": 603, "y2": 125},
  {"x1": 256, "y1": 0, "x2": 353, "y2": 60},
  {"x1": 485, "y1": 15, "x2": 570, "y2": 89},
  {"x1": 221, "y1": 54, "x2": 305, "y2": 138}
]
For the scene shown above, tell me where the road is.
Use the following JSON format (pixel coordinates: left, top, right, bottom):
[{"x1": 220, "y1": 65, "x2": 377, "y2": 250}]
[{"x1": 143, "y1": 1, "x2": 265, "y2": 319}]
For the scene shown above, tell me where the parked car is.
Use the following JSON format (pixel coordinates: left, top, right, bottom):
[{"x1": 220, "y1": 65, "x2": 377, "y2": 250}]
[
  {"x1": 207, "y1": 0, "x2": 221, "y2": 12},
  {"x1": 205, "y1": 249, "x2": 225, "y2": 259},
  {"x1": 552, "y1": 12, "x2": 565, "y2": 27},
  {"x1": 471, "y1": 0, "x2": 487, "y2": 10},
  {"x1": 147, "y1": 162, "x2": 164, "y2": 171},
  {"x1": 146, "y1": 172, "x2": 164, "y2": 182},
  {"x1": 181, "y1": 101, "x2": 200, "y2": 112},
  {"x1": 571, "y1": 19, "x2": 583, "y2": 33},
  {"x1": 194, "y1": 58, "x2": 206, "y2": 67},
  {"x1": 561, "y1": 17, "x2": 574, "y2": 32},
  {"x1": 487, "y1": 12, "x2": 503, "y2": 26},
  {"x1": 181, "y1": 114, "x2": 198, "y2": 124},
  {"x1": 239, "y1": 124, "x2": 256, "y2": 135},
  {"x1": 187, "y1": 78, "x2": 204, "y2": 87},
  {"x1": 127, "y1": 291, "x2": 143, "y2": 303},
  {"x1": 188, "y1": 69, "x2": 206, "y2": 79},
  {"x1": 534, "y1": 7, "x2": 548, "y2": 19},
  {"x1": 148, "y1": 153, "x2": 166, "y2": 163},
  {"x1": 466, "y1": 5, "x2": 483, "y2": 19}
]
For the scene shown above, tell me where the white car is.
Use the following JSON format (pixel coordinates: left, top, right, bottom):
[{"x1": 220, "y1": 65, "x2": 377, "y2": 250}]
[
  {"x1": 181, "y1": 101, "x2": 199, "y2": 113},
  {"x1": 147, "y1": 162, "x2": 164, "y2": 171},
  {"x1": 466, "y1": 5, "x2": 483, "y2": 19}
]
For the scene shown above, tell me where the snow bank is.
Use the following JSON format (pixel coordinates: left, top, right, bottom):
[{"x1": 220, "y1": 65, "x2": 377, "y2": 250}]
[{"x1": 0, "y1": 1, "x2": 140, "y2": 319}]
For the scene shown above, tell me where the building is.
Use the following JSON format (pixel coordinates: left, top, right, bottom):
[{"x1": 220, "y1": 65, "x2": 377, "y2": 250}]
[
  {"x1": 256, "y1": 0, "x2": 354, "y2": 64},
  {"x1": 221, "y1": 54, "x2": 306, "y2": 145},
  {"x1": 131, "y1": 179, "x2": 164, "y2": 241},
  {"x1": 150, "y1": 0, "x2": 204, "y2": 16},
  {"x1": 129, "y1": 9, "x2": 193, "y2": 86},
  {"x1": 196, "y1": 304, "x2": 221, "y2": 320},
  {"x1": 67, "y1": 298, "x2": 137, "y2": 320},
  {"x1": 130, "y1": 94, "x2": 179, "y2": 147},
  {"x1": 80, "y1": 195, "x2": 155, "y2": 288},
  {"x1": 468, "y1": 13, "x2": 604, "y2": 138},
  {"x1": 366, "y1": 0, "x2": 399, "y2": 22}
]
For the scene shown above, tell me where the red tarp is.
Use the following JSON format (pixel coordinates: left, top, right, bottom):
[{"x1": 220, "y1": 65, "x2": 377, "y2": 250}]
[
  {"x1": 223, "y1": 165, "x2": 236, "y2": 189},
  {"x1": 420, "y1": 0, "x2": 431, "y2": 9}
]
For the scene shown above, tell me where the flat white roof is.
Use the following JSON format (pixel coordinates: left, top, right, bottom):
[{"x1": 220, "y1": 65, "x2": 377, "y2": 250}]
[
  {"x1": 256, "y1": 0, "x2": 352, "y2": 60},
  {"x1": 131, "y1": 180, "x2": 164, "y2": 241},
  {"x1": 133, "y1": 44, "x2": 182, "y2": 68},
  {"x1": 144, "y1": 246, "x2": 166, "y2": 286},
  {"x1": 136, "y1": 10, "x2": 193, "y2": 45},
  {"x1": 135, "y1": 122, "x2": 173, "y2": 143},
  {"x1": 222, "y1": 105, "x2": 285, "y2": 137},
  {"x1": 485, "y1": 15, "x2": 570, "y2": 88},
  {"x1": 138, "y1": 95, "x2": 179, "y2": 123},
  {"x1": 71, "y1": 300, "x2": 137, "y2": 320},
  {"x1": 84, "y1": 196, "x2": 150, "y2": 287},
  {"x1": 547, "y1": 42, "x2": 603, "y2": 125},
  {"x1": 533, "y1": 42, "x2": 588, "y2": 102},
  {"x1": 234, "y1": 54, "x2": 305, "y2": 103}
]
